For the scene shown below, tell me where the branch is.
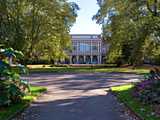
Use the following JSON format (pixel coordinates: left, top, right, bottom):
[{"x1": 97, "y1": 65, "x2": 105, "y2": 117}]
[{"x1": 146, "y1": 1, "x2": 153, "y2": 14}]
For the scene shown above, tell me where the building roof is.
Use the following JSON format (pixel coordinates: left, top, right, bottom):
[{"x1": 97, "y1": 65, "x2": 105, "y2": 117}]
[
  {"x1": 71, "y1": 34, "x2": 101, "y2": 40},
  {"x1": 70, "y1": 34, "x2": 101, "y2": 36}
]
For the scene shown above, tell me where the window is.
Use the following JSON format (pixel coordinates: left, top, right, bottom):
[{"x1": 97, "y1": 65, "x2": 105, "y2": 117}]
[
  {"x1": 79, "y1": 43, "x2": 91, "y2": 52},
  {"x1": 92, "y1": 45, "x2": 98, "y2": 51},
  {"x1": 85, "y1": 44, "x2": 90, "y2": 52},
  {"x1": 92, "y1": 36, "x2": 98, "y2": 39},
  {"x1": 72, "y1": 35, "x2": 91, "y2": 39},
  {"x1": 73, "y1": 46, "x2": 77, "y2": 51},
  {"x1": 72, "y1": 42, "x2": 77, "y2": 46}
]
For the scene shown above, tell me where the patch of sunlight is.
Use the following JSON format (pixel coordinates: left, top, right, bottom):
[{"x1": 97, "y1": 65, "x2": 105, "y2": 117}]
[
  {"x1": 111, "y1": 84, "x2": 134, "y2": 92},
  {"x1": 27, "y1": 64, "x2": 65, "y2": 69},
  {"x1": 23, "y1": 95, "x2": 36, "y2": 101},
  {"x1": 57, "y1": 102, "x2": 75, "y2": 106}
]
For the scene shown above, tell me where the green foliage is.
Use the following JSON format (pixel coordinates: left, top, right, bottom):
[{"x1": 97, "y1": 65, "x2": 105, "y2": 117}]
[
  {"x1": 111, "y1": 84, "x2": 160, "y2": 120},
  {"x1": 0, "y1": 0, "x2": 79, "y2": 62},
  {"x1": 133, "y1": 70, "x2": 160, "y2": 105},
  {"x1": 94, "y1": 0, "x2": 160, "y2": 66},
  {"x1": 0, "y1": 86, "x2": 46, "y2": 120},
  {"x1": 2, "y1": 48, "x2": 24, "y2": 59},
  {"x1": 132, "y1": 68, "x2": 160, "y2": 116},
  {"x1": 0, "y1": 48, "x2": 29, "y2": 106}
]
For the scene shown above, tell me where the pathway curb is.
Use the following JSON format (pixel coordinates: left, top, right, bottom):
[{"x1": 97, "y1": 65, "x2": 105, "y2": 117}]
[{"x1": 109, "y1": 90, "x2": 143, "y2": 120}]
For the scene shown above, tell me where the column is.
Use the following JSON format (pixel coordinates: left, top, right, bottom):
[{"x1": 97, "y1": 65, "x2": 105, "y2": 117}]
[
  {"x1": 98, "y1": 56, "x2": 100, "y2": 64},
  {"x1": 84, "y1": 55, "x2": 86, "y2": 64},
  {"x1": 91, "y1": 56, "x2": 93, "y2": 64},
  {"x1": 91, "y1": 39, "x2": 93, "y2": 63},
  {"x1": 76, "y1": 56, "x2": 79, "y2": 64},
  {"x1": 100, "y1": 55, "x2": 102, "y2": 64},
  {"x1": 99, "y1": 41, "x2": 102, "y2": 64},
  {"x1": 96, "y1": 42, "x2": 98, "y2": 64},
  {"x1": 98, "y1": 42, "x2": 100, "y2": 55}
]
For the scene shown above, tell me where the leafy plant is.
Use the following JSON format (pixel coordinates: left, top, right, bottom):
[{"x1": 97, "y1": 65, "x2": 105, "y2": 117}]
[
  {"x1": 133, "y1": 68, "x2": 160, "y2": 116},
  {"x1": 0, "y1": 48, "x2": 29, "y2": 106}
]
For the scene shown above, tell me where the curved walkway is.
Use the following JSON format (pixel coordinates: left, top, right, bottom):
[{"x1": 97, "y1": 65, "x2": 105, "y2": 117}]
[{"x1": 14, "y1": 72, "x2": 141, "y2": 120}]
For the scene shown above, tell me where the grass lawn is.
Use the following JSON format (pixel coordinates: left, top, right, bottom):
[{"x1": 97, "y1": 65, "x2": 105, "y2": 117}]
[
  {"x1": 28, "y1": 65, "x2": 149, "y2": 74},
  {"x1": 0, "y1": 86, "x2": 47, "y2": 120},
  {"x1": 111, "y1": 84, "x2": 160, "y2": 120}
]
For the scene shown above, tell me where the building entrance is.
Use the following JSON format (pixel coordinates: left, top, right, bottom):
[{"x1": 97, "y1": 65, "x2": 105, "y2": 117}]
[{"x1": 79, "y1": 56, "x2": 84, "y2": 64}]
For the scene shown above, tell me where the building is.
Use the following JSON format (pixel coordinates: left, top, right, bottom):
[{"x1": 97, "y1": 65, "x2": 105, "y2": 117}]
[{"x1": 69, "y1": 34, "x2": 107, "y2": 64}]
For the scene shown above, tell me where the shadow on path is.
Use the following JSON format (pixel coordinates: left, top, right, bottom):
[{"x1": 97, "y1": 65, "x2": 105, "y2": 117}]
[
  {"x1": 24, "y1": 93, "x2": 125, "y2": 120},
  {"x1": 17, "y1": 72, "x2": 141, "y2": 120},
  {"x1": 28, "y1": 72, "x2": 141, "y2": 92}
]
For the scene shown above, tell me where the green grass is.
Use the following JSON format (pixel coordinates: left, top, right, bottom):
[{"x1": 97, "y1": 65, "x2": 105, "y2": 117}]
[
  {"x1": 111, "y1": 85, "x2": 160, "y2": 120},
  {"x1": 0, "y1": 86, "x2": 47, "y2": 120},
  {"x1": 29, "y1": 66, "x2": 149, "y2": 74}
]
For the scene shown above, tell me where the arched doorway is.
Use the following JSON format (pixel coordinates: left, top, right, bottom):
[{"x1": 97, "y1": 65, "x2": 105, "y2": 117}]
[
  {"x1": 86, "y1": 56, "x2": 91, "y2": 64},
  {"x1": 93, "y1": 56, "x2": 98, "y2": 64},
  {"x1": 79, "y1": 56, "x2": 84, "y2": 64},
  {"x1": 72, "y1": 56, "x2": 77, "y2": 64}
]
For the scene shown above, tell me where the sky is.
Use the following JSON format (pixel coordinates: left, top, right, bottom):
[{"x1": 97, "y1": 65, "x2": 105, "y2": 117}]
[{"x1": 68, "y1": 0, "x2": 102, "y2": 34}]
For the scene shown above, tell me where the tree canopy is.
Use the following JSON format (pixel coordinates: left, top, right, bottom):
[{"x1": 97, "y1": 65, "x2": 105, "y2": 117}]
[
  {"x1": 0, "y1": 0, "x2": 79, "y2": 63},
  {"x1": 94, "y1": 0, "x2": 160, "y2": 66}
]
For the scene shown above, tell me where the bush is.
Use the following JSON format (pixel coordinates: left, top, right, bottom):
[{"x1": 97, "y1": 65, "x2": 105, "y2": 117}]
[
  {"x1": 25, "y1": 59, "x2": 49, "y2": 65},
  {"x1": 0, "y1": 48, "x2": 29, "y2": 106},
  {"x1": 133, "y1": 68, "x2": 160, "y2": 105},
  {"x1": 133, "y1": 80, "x2": 160, "y2": 104},
  {"x1": 133, "y1": 68, "x2": 160, "y2": 116}
]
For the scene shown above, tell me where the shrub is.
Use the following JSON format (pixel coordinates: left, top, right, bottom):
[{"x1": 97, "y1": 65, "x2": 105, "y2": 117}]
[
  {"x1": 0, "y1": 48, "x2": 29, "y2": 106},
  {"x1": 133, "y1": 68, "x2": 160, "y2": 116},
  {"x1": 133, "y1": 68, "x2": 160, "y2": 105},
  {"x1": 133, "y1": 80, "x2": 160, "y2": 104}
]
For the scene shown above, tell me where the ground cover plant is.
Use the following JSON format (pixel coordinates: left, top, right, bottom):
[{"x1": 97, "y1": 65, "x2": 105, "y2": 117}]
[
  {"x1": 111, "y1": 84, "x2": 160, "y2": 120},
  {"x1": 111, "y1": 68, "x2": 160, "y2": 120}
]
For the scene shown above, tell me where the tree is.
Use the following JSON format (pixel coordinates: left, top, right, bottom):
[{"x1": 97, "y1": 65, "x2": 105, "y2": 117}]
[
  {"x1": 0, "y1": 0, "x2": 79, "y2": 62},
  {"x1": 94, "y1": 0, "x2": 160, "y2": 66}
]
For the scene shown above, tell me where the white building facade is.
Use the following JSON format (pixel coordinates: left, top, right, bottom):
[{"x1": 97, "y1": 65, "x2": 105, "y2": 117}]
[{"x1": 68, "y1": 34, "x2": 107, "y2": 64}]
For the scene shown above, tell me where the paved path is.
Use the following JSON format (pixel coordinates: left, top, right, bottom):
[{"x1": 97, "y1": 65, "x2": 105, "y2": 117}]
[{"x1": 16, "y1": 72, "x2": 141, "y2": 120}]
